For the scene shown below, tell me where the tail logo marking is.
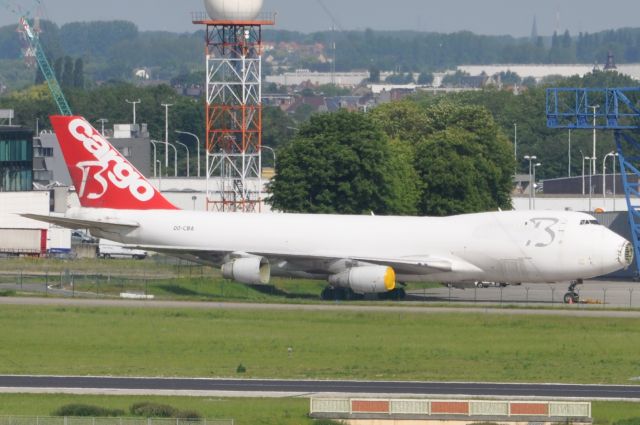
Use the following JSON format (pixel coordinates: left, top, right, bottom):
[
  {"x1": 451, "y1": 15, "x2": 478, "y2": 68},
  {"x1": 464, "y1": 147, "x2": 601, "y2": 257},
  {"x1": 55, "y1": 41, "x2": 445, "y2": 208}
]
[{"x1": 69, "y1": 118, "x2": 154, "y2": 202}]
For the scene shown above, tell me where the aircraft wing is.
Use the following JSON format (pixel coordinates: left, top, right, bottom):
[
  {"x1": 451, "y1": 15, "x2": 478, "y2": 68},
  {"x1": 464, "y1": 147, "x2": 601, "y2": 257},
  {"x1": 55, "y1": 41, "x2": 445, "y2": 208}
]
[
  {"x1": 20, "y1": 213, "x2": 140, "y2": 234},
  {"x1": 129, "y1": 245, "x2": 481, "y2": 276}
]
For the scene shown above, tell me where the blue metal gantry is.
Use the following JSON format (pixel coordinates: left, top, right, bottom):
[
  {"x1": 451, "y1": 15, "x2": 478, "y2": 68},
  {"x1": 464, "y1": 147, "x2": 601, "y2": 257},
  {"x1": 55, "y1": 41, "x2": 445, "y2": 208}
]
[{"x1": 547, "y1": 87, "x2": 640, "y2": 274}]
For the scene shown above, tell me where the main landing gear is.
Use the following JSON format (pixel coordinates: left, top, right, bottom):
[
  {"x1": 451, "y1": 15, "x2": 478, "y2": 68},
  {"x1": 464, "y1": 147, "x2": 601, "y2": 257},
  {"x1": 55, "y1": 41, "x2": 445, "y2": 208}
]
[
  {"x1": 563, "y1": 279, "x2": 583, "y2": 304},
  {"x1": 320, "y1": 286, "x2": 406, "y2": 301}
]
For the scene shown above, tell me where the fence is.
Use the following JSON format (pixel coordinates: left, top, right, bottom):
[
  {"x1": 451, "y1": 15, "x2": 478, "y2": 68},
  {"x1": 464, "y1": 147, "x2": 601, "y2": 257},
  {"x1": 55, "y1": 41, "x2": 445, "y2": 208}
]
[
  {"x1": 0, "y1": 418, "x2": 232, "y2": 425},
  {"x1": 0, "y1": 269, "x2": 275, "y2": 301},
  {"x1": 414, "y1": 283, "x2": 640, "y2": 308}
]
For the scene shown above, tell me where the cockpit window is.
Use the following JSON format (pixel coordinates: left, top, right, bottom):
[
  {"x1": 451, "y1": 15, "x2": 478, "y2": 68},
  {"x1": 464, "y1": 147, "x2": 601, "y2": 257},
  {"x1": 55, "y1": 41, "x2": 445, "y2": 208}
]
[{"x1": 579, "y1": 219, "x2": 600, "y2": 225}]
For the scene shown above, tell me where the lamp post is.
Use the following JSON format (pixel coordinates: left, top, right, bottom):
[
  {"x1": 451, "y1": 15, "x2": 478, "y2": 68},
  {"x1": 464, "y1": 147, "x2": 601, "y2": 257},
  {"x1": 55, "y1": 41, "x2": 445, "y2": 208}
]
[
  {"x1": 175, "y1": 131, "x2": 200, "y2": 178},
  {"x1": 125, "y1": 99, "x2": 141, "y2": 125},
  {"x1": 533, "y1": 162, "x2": 541, "y2": 210},
  {"x1": 175, "y1": 140, "x2": 190, "y2": 177},
  {"x1": 156, "y1": 160, "x2": 162, "y2": 191},
  {"x1": 524, "y1": 155, "x2": 537, "y2": 210},
  {"x1": 591, "y1": 105, "x2": 600, "y2": 175},
  {"x1": 603, "y1": 152, "x2": 619, "y2": 211},
  {"x1": 149, "y1": 140, "x2": 159, "y2": 177},
  {"x1": 586, "y1": 156, "x2": 594, "y2": 211},
  {"x1": 97, "y1": 118, "x2": 108, "y2": 136},
  {"x1": 191, "y1": 195, "x2": 197, "y2": 211},
  {"x1": 166, "y1": 142, "x2": 178, "y2": 177},
  {"x1": 262, "y1": 145, "x2": 277, "y2": 169},
  {"x1": 161, "y1": 103, "x2": 173, "y2": 169}
]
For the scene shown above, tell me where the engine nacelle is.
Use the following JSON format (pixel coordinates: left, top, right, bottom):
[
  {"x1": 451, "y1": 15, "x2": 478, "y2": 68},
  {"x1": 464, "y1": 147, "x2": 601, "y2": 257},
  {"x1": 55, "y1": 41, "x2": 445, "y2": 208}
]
[
  {"x1": 222, "y1": 257, "x2": 270, "y2": 285},
  {"x1": 328, "y1": 266, "x2": 396, "y2": 294}
]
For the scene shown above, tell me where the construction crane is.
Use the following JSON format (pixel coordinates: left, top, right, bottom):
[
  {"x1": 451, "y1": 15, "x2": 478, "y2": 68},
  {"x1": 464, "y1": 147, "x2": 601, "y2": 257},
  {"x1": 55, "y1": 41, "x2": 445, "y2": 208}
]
[
  {"x1": 17, "y1": 16, "x2": 72, "y2": 116},
  {"x1": 546, "y1": 87, "x2": 640, "y2": 275}
]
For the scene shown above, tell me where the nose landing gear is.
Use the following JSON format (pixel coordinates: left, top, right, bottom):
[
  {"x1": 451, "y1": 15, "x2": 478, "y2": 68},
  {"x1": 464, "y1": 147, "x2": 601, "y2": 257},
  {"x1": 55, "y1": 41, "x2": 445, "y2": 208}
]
[{"x1": 563, "y1": 279, "x2": 583, "y2": 304}]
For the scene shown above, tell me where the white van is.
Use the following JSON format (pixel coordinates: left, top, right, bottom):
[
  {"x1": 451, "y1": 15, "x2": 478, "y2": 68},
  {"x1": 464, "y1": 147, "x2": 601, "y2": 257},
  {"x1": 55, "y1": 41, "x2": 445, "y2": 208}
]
[{"x1": 98, "y1": 239, "x2": 147, "y2": 260}]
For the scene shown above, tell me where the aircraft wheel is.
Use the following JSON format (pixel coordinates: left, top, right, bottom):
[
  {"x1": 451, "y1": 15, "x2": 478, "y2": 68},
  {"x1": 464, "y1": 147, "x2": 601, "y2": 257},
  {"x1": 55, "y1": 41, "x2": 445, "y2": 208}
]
[
  {"x1": 321, "y1": 287, "x2": 334, "y2": 300},
  {"x1": 564, "y1": 292, "x2": 579, "y2": 304}
]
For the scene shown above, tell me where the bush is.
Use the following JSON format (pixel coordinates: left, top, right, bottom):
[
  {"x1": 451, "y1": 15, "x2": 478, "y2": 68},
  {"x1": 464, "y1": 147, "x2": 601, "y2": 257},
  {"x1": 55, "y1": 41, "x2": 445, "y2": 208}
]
[
  {"x1": 0, "y1": 290, "x2": 15, "y2": 297},
  {"x1": 130, "y1": 402, "x2": 176, "y2": 418},
  {"x1": 176, "y1": 410, "x2": 202, "y2": 420},
  {"x1": 53, "y1": 404, "x2": 124, "y2": 417},
  {"x1": 236, "y1": 363, "x2": 246, "y2": 373}
]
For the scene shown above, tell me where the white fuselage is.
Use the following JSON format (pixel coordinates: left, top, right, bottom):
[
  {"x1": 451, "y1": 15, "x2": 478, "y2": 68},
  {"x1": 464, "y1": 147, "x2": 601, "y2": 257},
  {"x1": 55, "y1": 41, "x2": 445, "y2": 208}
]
[{"x1": 66, "y1": 208, "x2": 631, "y2": 284}]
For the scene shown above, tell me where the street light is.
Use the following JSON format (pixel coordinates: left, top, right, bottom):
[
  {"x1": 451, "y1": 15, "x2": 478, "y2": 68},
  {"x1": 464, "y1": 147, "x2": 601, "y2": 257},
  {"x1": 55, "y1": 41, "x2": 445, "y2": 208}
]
[
  {"x1": 262, "y1": 145, "x2": 277, "y2": 169},
  {"x1": 590, "y1": 105, "x2": 600, "y2": 175},
  {"x1": 176, "y1": 130, "x2": 201, "y2": 178},
  {"x1": 161, "y1": 103, "x2": 173, "y2": 169},
  {"x1": 156, "y1": 160, "x2": 162, "y2": 191},
  {"x1": 533, "y1": 162, "x2": 541, "y2": 210},
  {"x1": 149, "y1": 140, "x2": 159, "y2": 177},
  {"x1": 603, "y1": 151, "x2": 619, "y2": 210},
  {"x1": 125, "y1": 99, "x2": 141, "y2": 125},
  {"x1": 524, "y1": 155, "x2": 537, "y2": 210},
  {"x1": 175, "y1": 140, "x2": 190, "y2": 177},
  {"x1": 166, "y1": 141, "x2": 178, "y2": 177},
  {"x1": 586, "y1": 156, "x2": 594, "y2": 211},
  {"x1": 97, "y1": 118, "x2": 109, "y2": 136}
]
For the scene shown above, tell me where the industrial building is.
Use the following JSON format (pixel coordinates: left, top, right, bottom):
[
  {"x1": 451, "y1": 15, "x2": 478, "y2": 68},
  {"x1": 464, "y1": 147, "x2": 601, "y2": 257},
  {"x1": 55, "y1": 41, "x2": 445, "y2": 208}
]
[{"x1": 0, "y1": 122, "x2": 33, "y2": 192}]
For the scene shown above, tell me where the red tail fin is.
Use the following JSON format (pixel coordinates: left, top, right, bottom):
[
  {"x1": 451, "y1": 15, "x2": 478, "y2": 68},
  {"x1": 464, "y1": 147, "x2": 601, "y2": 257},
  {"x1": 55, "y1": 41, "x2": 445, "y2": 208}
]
[{"x1": 50, "y1": 115, "x2": 178, "y2": 210}]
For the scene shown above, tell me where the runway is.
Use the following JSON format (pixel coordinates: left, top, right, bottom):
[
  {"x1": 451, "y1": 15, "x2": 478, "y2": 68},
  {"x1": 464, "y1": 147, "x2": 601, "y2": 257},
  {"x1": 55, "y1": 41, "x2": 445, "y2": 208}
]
[{"x1": 0, "y1": 375, "x2": 638, "y2": 401}]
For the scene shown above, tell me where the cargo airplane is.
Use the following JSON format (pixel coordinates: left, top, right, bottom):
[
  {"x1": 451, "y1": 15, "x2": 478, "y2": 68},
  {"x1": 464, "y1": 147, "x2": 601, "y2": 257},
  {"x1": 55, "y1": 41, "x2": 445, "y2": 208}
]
[{"x1": 25, "y1": 116, "x2": 633, "y2": 303}]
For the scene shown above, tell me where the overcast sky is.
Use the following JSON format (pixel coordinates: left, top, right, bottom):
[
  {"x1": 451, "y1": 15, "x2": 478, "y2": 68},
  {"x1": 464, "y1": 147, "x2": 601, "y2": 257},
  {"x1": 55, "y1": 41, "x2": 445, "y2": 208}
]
[{"x1": 2, "y1": 0, "x2": 640, "y2": 37}]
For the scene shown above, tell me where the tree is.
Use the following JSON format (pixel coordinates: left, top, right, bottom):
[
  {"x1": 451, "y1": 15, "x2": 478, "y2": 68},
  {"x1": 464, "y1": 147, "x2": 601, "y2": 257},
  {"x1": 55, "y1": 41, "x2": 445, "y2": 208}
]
[
  {"x1": 73, "y1": 57, "x2": 84, "y2": 88},
  {"x1": 368, "y1": 66, "x2": 380, "y2": 83},
  {"x1": 414, "y1": 102, "x2": 514, "y2": 216},
  {"x1": 62, "y1": 56, "x2": 74, "y2": 87},
  {"x1": 369, "y1": 100, "x2": 430, "y2": 143},
  {"x1": 267, "y1": 110, "x2": 418, "y2": 215}
]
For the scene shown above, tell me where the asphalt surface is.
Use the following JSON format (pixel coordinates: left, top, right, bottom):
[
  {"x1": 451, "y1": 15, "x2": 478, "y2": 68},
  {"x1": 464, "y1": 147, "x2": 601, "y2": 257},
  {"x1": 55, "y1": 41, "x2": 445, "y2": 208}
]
[
  {"x1": 1, "y1": 296, "x2": 640, "y2": 317},
  {"x1": 0, "y1": 375, "x2": 638, "y2": 400}
]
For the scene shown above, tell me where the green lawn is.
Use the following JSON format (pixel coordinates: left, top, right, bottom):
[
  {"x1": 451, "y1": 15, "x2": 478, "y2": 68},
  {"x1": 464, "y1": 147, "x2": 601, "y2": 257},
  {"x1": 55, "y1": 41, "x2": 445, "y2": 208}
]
[
  {"x1": 0, "y1": 395, "x2": 635, "y2": 425},
  {"x1": 0, "y1": 305, "x2": 639, "y2": 383}
]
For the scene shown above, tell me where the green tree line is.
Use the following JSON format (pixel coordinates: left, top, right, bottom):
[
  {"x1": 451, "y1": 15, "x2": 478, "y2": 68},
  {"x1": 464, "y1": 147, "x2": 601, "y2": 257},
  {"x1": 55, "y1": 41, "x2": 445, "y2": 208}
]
[{"x1": 2, "y1": 21, "x2": 640, "y2": 87}]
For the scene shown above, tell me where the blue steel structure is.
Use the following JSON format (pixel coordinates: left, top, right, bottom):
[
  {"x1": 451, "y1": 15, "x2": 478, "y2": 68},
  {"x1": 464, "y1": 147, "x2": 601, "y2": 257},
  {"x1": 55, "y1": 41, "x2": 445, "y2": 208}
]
[{"x1": 547, "y1": 87, "x2": 640, "y2": 275}]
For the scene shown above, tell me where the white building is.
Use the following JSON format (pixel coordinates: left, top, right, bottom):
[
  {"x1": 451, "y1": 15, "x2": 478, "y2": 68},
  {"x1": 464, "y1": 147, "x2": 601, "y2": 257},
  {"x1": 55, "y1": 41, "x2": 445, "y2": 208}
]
[{"x1": 457, "y1": 64, "x2": 640, "y2": 82}]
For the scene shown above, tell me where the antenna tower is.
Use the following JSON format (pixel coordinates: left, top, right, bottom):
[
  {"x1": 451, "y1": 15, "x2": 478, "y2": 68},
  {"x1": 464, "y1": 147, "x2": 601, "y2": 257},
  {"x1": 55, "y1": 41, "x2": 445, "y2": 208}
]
[{"x1": 193, "y1": 11, "x2": 275, "y2": 212}]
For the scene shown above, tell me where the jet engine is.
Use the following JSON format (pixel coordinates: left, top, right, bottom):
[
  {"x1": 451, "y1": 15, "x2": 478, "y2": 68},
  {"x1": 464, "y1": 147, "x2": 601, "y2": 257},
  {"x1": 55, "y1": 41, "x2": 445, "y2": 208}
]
[
  {"x1": 222, "y1": 256, "x2": 270, "y2": 285},
  {"x1": 328, "y1": 266, "x2": 396, "y2": 294}
]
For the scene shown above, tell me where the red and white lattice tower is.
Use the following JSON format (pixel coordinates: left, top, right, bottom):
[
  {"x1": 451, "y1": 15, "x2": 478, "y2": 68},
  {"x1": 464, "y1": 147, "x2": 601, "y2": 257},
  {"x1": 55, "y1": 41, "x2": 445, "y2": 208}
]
[{"x1": 193, "y1": 0, "x2": 274, "y2": 212}]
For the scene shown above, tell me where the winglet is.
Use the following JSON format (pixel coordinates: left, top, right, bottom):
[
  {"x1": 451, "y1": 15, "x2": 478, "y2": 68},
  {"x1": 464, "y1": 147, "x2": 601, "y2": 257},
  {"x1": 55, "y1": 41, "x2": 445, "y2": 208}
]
[{"x1": 50, "y1": 115, "x2": 178, "y2": 210}]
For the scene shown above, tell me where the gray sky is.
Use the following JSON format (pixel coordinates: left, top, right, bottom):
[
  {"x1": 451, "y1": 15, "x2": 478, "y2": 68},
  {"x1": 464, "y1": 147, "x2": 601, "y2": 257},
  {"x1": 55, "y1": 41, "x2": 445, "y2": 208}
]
[{"x1": 1, "y1": 0, "x2": 640, "y2": 36}]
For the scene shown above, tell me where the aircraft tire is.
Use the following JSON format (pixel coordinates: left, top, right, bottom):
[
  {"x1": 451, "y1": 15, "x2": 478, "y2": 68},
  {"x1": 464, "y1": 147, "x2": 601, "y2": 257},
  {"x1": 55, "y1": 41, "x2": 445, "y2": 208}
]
[
  {"x1": 321, "y1": 287, "x2": 335, "y2": 300},
  {"x1": 564, "y1": 292, "x2": 579, "y2": 304}
]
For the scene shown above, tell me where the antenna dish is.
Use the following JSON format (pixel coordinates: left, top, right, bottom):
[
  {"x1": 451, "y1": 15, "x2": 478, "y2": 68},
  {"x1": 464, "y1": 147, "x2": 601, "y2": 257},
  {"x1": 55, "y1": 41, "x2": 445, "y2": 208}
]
[{"x1": 203, "y1": 0, "x2": 263, "y2": 20}]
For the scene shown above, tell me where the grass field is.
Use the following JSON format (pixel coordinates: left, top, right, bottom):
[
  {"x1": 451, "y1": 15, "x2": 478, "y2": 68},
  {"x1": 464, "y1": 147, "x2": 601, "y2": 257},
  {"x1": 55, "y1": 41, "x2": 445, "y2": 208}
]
[
  {"x1": 0, "y1": 394, "x2": 635, "y2": 425},
  {"x1": 0, "y1": 304, "x2": 639, "y2": 383}
]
